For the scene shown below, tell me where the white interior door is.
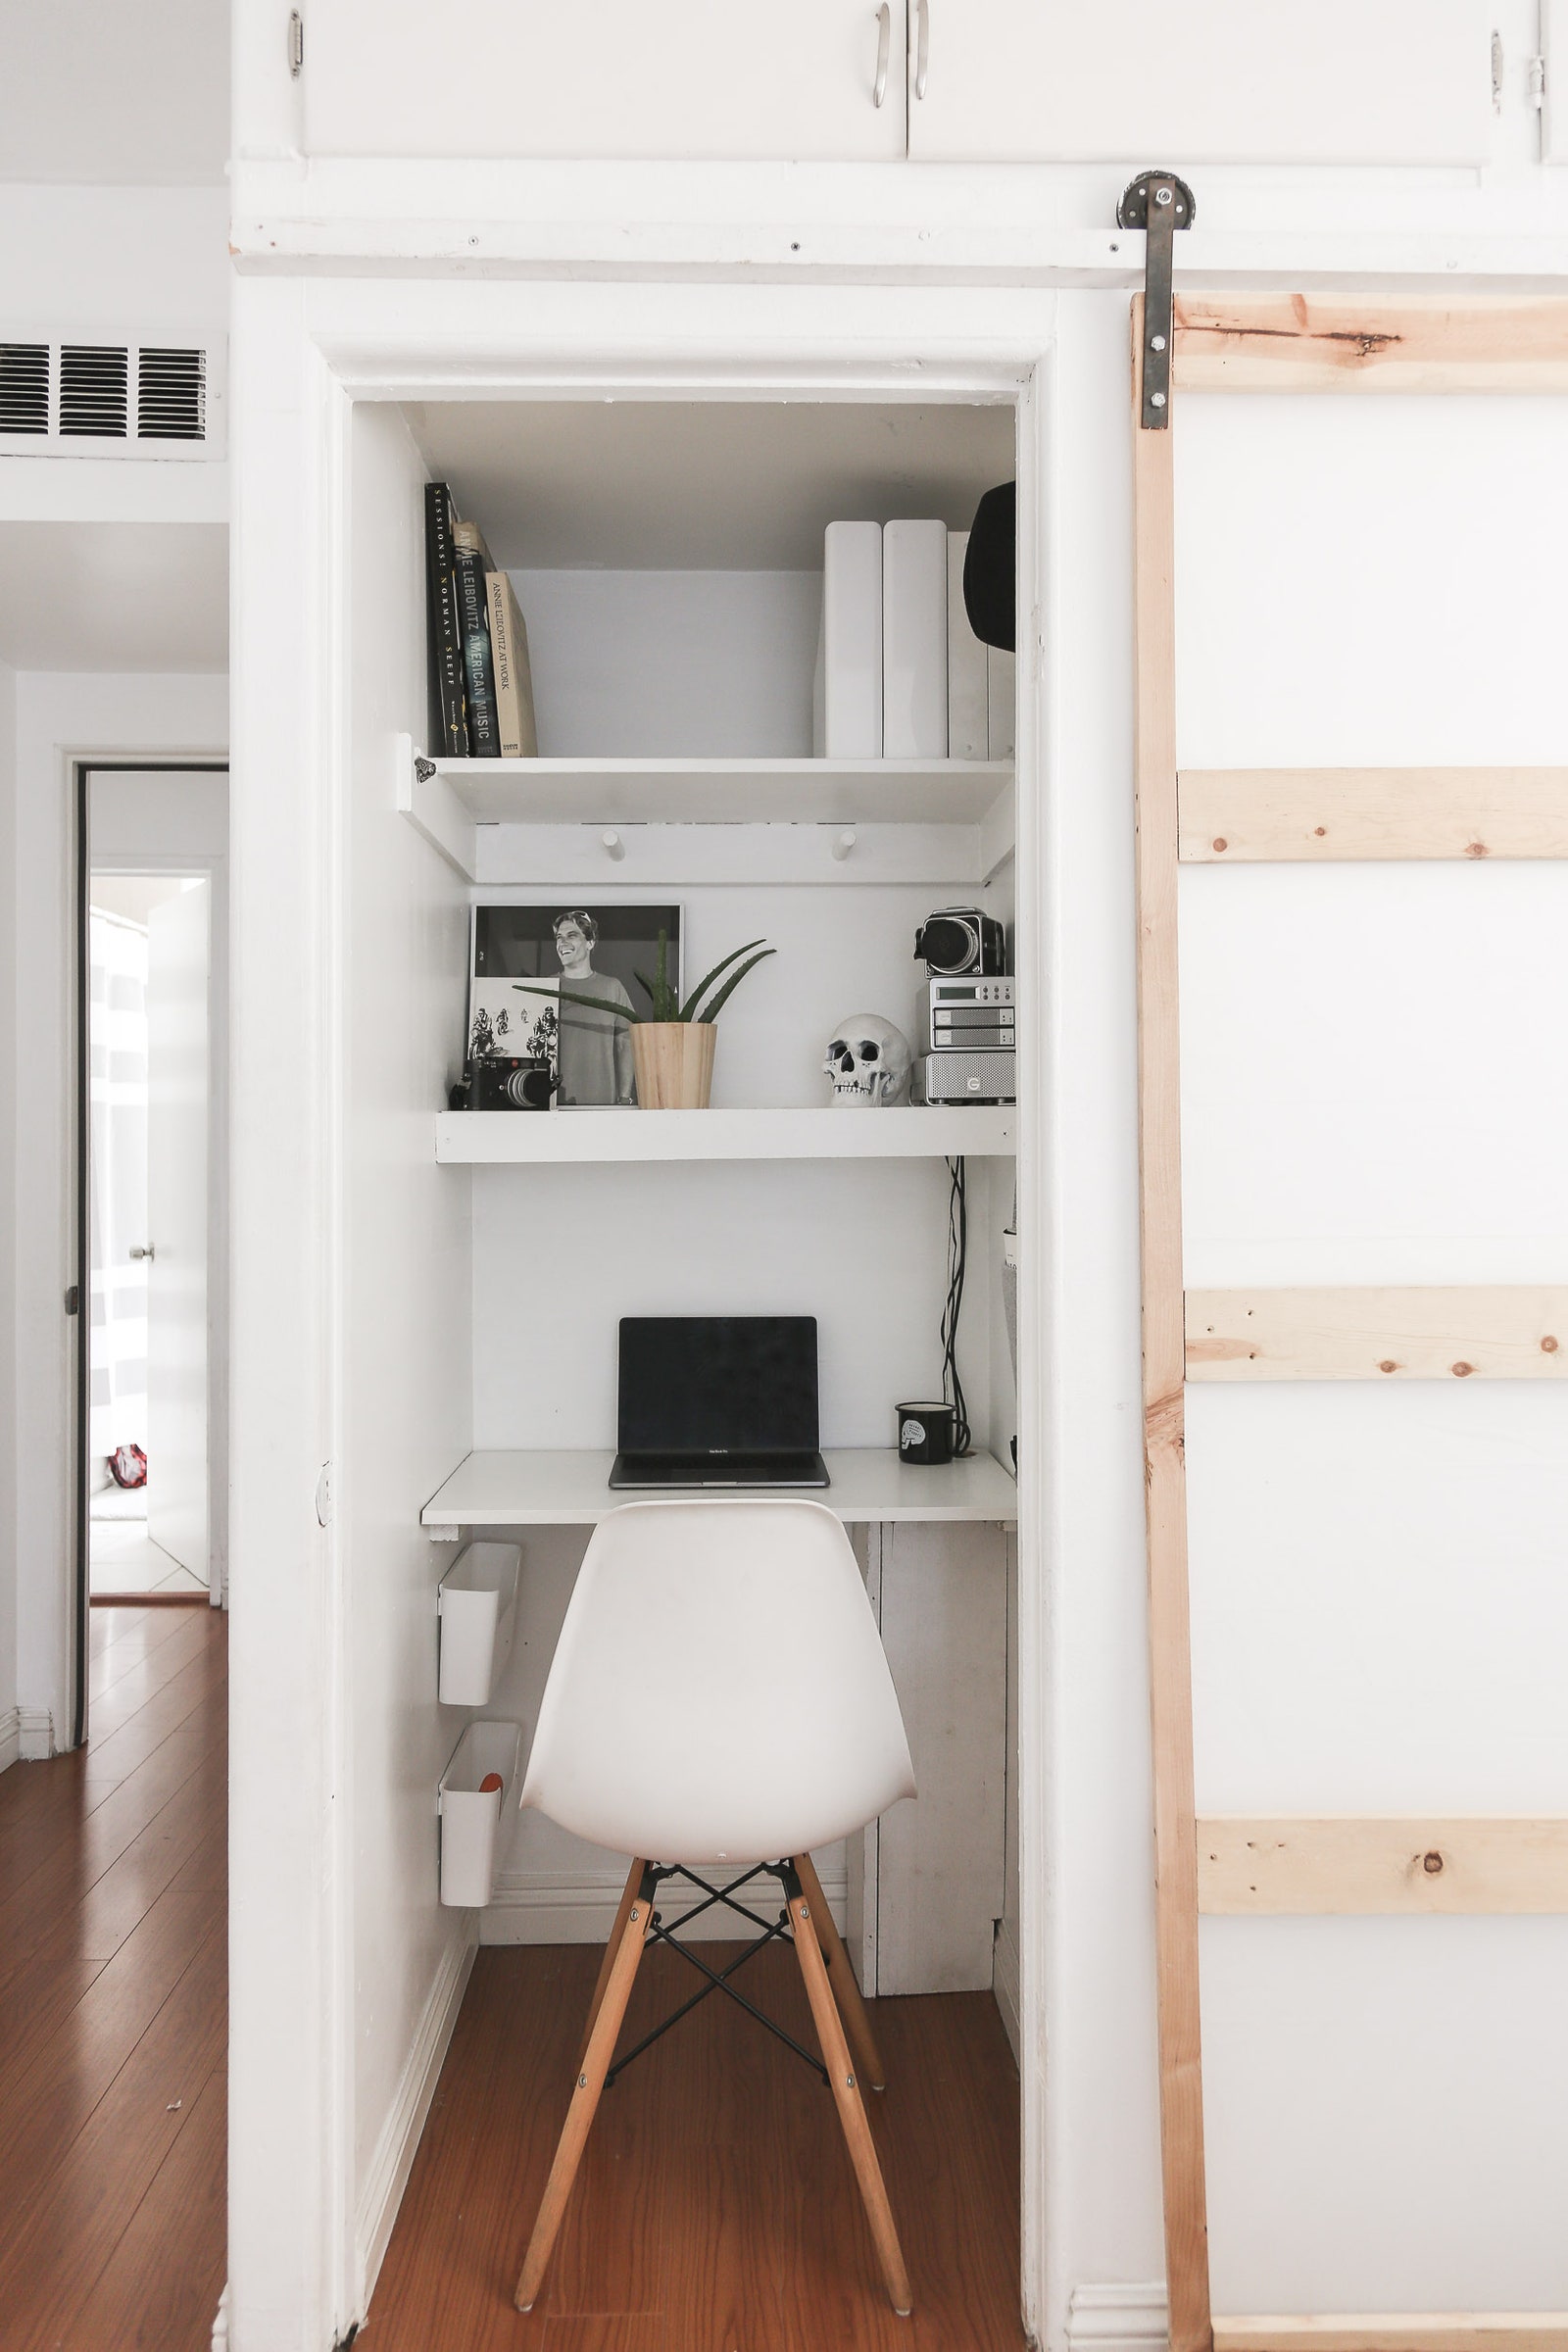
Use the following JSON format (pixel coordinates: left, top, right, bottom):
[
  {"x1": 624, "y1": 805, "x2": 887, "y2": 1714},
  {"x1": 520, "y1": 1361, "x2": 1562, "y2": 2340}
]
[
  {"x1": 146, "y1": 878, "x2": 210, "y2": 1580},
  {"x1": 304, "y1": 0, "x2": 906, "y2": 162},
  {"x1": 906, "y1": 0, "x2": 1493, "y2": 165}
]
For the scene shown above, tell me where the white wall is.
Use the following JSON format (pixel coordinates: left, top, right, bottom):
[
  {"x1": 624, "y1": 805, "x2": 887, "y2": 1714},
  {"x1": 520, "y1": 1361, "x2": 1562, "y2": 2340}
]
[
  {"x1": 511, "y1": 568, "x2": 819, "y2": 757},
  {"x1": 466, "y1": 568, "x2": 998, "y2": 1452},
  {"x1": 0, "y1": 5, "x2": 227, "y2": 188},
  {"x1": 343, "y1": 403, "x2": 474, "y2": 2294},
  {"x1": 0, "y1": 181, "x2": 229, "y2": 343},
  {"x1": 7, "y1": 672, "x2": 227, "y2": 1748}
]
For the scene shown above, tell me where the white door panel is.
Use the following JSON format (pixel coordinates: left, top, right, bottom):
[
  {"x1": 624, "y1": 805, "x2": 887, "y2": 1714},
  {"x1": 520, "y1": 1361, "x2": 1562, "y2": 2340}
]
[
  {"x1": 907, "y1": 1, "x2": 1492, "y2": 166},
  {"x1": 146, "y1": 880, "x2": 210, "y2": 1582},
  {"x1": 304, "y1": 0, "x2": 906, "y2": 162}
]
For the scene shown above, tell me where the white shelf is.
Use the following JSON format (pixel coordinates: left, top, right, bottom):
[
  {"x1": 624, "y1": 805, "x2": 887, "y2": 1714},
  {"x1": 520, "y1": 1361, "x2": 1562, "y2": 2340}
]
[
  {"x1": 430, "y1": 752, "x2": 1010, "y2": 825},
  {"x1": 436, "y1": 1105, "x2": 1015, "y2": 1164},
  {"x1": 421, "y1": 1447, "x2": 1018, "y2": 1534},
  {"x1": 395, "y1": 735, "x2": 1015, "y2": 882}
]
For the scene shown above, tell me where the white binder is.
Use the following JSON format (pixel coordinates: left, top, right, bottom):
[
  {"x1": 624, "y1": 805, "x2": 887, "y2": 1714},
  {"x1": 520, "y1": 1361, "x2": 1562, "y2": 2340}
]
[
  {"x1": 946, "y1": 530, "x2": 989, "y2": 760},
  {"x1": 811, "y1": 519, "x2": 883, "y2": 759},
  {"x1": 883, "y1": 518, "x2": 949, "y2": 760}
]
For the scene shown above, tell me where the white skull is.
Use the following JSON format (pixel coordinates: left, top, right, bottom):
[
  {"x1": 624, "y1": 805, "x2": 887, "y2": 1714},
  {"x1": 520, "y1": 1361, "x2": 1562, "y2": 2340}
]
[{"x1": 822, "y1": 1014, "x2": 913, "y2": 1107}]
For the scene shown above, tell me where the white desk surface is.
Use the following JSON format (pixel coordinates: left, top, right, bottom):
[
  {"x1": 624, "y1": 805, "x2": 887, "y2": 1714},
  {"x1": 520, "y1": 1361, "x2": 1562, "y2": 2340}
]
[{"x1": 421, "y1": 1447, "x2": 1018, "y2": 1532}]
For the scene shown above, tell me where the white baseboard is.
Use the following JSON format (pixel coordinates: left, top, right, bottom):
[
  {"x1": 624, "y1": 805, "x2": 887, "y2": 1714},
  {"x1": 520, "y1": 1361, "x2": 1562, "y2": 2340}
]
[
  {"x1": 355, "y1": 1927, "x2": 477, "y2": 2313},
  {"x1": 18, "y1": 1707, "x2": 54, "y2": 1762},
  {"x1": 0, "y1": 1709, "x2": 19, "y2": 1774},
  {"x1": 480, "y1": 1865, "x2": 849, "y2": 1947},
  {"x1": 1067, "y1": 2283, "x2": 1169, "y2": 2352},
  {"x1": 992, "y1": 1914, "x2": 1021, "y2": 2065},
  {"x1": 210, "y1": 2282, "x2": 228, "y2": 2349}
]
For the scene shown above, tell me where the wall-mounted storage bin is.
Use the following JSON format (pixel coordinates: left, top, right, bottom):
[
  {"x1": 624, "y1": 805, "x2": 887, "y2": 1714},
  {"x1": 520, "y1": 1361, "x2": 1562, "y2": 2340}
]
[
  {"x1": 438, "y1": 1719, "x2": 522, "y2": 1908},
  {"x1": 437, "y1": 1540, "x2": 520, "y2": 1705}
]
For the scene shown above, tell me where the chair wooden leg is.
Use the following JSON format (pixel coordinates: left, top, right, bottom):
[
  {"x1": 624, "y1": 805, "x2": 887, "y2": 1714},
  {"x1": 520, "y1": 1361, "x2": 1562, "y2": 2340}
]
[
  {"x1": 515, "y1": 1864, "x2": 655, "y2": 2312},
  {"x1": 579, "y1": 1857, "x2": 646, "y2": 2069},
  {"x1": 794, "y1": 1848, "x2": 887, "y2": 2092},
  {"x1": 787, "y1": 1870, "x2": 912, "y2": 2317}
]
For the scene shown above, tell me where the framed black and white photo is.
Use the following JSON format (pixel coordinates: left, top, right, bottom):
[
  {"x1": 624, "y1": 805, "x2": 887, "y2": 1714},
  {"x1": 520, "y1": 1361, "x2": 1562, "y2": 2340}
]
[{"x1": 468, "y1": 905, "x2": 683, "y2": 1107}]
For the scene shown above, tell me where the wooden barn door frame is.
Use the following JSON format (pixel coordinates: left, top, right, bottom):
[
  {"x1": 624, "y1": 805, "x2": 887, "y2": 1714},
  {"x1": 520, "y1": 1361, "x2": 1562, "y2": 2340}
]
[{"x1": 1132, "y1": 293, "x2": 1568, "y2": 2352}]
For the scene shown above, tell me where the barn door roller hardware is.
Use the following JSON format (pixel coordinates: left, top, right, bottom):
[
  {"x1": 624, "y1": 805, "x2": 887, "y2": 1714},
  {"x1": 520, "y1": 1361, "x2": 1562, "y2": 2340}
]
[{"x1": 1118, "y1": 171, "x2": 1196, "y2": 427}]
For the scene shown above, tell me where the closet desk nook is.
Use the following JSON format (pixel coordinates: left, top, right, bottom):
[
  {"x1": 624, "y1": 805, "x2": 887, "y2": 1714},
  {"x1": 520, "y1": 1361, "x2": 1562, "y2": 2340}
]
[{"x1": 396, "y1": 398, "x2": 1026, "y2": 2029}]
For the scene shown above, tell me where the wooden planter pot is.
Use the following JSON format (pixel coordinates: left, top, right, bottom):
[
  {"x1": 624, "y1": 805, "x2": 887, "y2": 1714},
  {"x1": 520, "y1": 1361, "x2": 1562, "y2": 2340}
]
[{"x1": 630, "y1": 1022, "x2": 716, "y2": 1109}]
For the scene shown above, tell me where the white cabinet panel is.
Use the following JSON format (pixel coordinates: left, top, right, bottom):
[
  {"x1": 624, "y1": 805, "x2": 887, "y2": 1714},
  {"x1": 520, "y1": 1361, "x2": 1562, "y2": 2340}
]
[
  {"x1": 907, "y1": 1, "x2": 1492, "y2": 166},
  {"x1": 304, "y1": 0, "x2": 906, "y2": 161}
]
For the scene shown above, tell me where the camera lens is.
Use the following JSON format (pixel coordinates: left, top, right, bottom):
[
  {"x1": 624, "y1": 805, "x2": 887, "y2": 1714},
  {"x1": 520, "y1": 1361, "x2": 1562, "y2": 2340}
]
[
  {"x1": 920, "y1": 915, "x2": 977, "y2": 975},
  {"x1": 509, "y1": 1064, "x2": 553, "y2": 1108}
]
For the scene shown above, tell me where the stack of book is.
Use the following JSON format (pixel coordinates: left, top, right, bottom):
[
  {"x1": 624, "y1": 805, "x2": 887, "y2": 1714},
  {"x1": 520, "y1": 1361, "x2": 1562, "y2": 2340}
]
[
  {"x1": 811, "y1": 519, "x2": 1013, "y2": 763},
  {"x1": 424, "y1": 480, "x2": 539, "y2": 760}
]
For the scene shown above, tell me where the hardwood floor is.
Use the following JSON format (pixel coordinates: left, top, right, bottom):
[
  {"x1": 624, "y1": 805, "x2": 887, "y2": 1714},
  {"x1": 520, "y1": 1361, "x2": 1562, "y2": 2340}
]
[
  {"x1": 370, "y1": 1934, "x2": 1027, "y2": 2352},
  {"x1": 0, "y1": 1602, "x2": 227, "y2": 2352}
]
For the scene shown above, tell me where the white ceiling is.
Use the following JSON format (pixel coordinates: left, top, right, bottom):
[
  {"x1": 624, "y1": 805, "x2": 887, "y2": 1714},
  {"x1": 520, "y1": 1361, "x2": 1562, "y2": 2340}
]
[
  {"x1": 0, "y1": 520, "x2": 227, "y2": 669},
  {"x1": 406, "y1": 401, "x2": 1017, "y2": 570},
  {"x1": 0, "y1": 1, "x2": 228, "y2": 186}
]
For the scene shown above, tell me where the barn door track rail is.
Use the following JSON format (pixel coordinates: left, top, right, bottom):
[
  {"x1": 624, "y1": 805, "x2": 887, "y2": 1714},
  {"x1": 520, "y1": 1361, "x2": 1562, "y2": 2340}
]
[{"x1": 1132, "y1": 291, "x2": 1568, "y2": 2352}]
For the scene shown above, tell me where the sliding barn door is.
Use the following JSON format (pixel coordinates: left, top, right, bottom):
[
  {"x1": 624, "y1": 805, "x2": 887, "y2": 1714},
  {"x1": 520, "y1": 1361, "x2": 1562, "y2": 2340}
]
[{"x1": 1133, "y1": 297, "x2": 1568, "y2": 2352}]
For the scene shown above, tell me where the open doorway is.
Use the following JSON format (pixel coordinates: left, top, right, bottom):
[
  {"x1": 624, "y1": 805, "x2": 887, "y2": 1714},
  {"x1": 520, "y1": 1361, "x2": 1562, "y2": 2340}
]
[
  {"x1": 89, "y1": 870, "x2": 213, "y2": 1596},
  {"x1": 78, "y1": 768, "x2": 227, "y2": 1623}
]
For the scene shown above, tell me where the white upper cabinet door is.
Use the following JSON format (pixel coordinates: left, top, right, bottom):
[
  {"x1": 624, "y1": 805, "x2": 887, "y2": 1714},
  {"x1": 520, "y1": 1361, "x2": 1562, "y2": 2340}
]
[
  {"x1": 906, "y1": 1, "x2": 1493, "y2": 167},
  {"x1": 304, "y1": 0, "x2": 906, "y2": 161}
]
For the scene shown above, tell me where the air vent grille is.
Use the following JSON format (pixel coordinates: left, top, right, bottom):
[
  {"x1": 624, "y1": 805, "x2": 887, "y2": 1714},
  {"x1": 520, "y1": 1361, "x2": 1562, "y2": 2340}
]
[
  {"x1": 0, "y1": 343, "x2": 49, "y2": 433},
  {"x1": 60, "y1": 344, "x2": 129, "y2": 438},
  {"x1": 137, "y1": 346, "x2": 206, "y2": 442},
  {"x1": 0, "y1": 335, "x2": 221, "y2": 459}
]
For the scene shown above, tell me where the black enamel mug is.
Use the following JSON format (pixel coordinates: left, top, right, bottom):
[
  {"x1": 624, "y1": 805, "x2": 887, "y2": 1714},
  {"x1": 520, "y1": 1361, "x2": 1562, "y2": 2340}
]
[{"x1": 896, "y1": 1401, "x2": 956, "y2": 1466}]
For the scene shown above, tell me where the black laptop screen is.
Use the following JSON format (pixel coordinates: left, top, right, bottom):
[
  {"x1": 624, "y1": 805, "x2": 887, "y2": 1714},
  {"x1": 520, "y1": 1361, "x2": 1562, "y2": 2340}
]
[{"x1": 616, "y1": 1316, "x2": 819, "y2": 1458}]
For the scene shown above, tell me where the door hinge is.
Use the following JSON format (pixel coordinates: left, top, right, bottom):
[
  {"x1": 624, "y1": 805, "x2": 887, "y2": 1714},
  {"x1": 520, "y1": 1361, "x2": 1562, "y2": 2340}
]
[
  {"x1": 1117, "y1": 171, "x2": 1196, "y2": 431},
  {"x1": 1529, "y1": 52, "x2": 1547, "y2": 108},
  {"x1": 64, "y1": 1285, "x2": 79, "y2": 1316},
  {"x1": 288, "y1": 9, "x2": 304, "y2": 77},
  {"x1": 316, "y1": 1462, "x2": 333, "y2": 1528},
  {"x1": 1493, "y1": 28, "x2": 1505, "y2": 111}
]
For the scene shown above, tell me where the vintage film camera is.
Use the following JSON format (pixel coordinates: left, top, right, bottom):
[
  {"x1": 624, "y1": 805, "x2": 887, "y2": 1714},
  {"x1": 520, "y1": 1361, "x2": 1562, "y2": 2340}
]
[
  {"x1": 912, "y1": 906, "x2": 1006, "y2": 979},
  {"x1": 449, "y1": 1056, "x2": 560, "y2": 1111}
]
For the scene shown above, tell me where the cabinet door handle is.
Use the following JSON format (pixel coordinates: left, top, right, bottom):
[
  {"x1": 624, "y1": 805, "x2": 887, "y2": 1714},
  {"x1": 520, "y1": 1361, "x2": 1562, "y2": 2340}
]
[
  {"x1": 130, "y1": 1244, "x2": 155, "y2": 1261},
  {"x1": 872, "y1": 2, "x2": 891, "y2": 106},
  {"x1": 912, "y1": 0, "x2": 929, "y2": 99}
]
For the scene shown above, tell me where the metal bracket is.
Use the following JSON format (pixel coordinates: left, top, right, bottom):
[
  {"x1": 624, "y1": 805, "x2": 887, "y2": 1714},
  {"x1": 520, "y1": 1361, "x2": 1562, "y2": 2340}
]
[{"x1": 1117, "y1": 170, "x2": 1196, "y2": 430}]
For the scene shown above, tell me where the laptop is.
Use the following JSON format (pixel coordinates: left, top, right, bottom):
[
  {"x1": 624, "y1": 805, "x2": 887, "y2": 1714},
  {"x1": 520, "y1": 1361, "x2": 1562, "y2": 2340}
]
[{"x1": 609, "y1": 1315, "x2": 830, "y2": 1491}]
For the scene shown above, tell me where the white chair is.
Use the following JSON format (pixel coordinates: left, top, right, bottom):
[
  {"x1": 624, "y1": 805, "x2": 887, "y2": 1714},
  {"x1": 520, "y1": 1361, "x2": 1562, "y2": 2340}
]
[{"x1": 513, "y1": 1495, "x2": 918, "y2": 2317}]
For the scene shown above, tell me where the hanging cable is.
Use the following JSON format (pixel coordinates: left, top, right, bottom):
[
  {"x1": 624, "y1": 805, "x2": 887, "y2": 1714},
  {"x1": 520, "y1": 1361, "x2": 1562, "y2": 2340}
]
[{"x1": 942, "y1": 1155, "x2": 972, "y2": 1458}]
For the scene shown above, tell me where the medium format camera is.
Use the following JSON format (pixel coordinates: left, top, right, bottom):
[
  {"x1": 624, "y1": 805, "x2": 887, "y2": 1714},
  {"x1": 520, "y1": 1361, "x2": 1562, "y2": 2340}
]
[{"x1": 913, "y1": 906, "x2": 1006, "y2": 979}]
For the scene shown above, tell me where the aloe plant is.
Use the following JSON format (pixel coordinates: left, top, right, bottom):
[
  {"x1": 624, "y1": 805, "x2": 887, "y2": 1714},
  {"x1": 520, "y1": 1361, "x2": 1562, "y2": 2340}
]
[{"x1": 514, "y1": 928, "x2": 774, "y2": 1026}]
